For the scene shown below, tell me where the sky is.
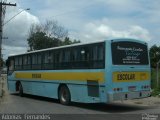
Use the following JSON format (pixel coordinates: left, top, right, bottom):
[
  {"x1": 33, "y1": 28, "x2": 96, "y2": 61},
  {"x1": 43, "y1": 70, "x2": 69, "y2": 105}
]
[{"x1": 2, "y1": 0, "x2": 160, "y2": 59}]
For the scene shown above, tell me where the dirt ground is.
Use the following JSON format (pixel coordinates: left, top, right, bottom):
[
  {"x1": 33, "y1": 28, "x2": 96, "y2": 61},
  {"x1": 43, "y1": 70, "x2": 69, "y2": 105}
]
[{"x1": 114, "y1": 96, "x2": 160, "y2": 106}]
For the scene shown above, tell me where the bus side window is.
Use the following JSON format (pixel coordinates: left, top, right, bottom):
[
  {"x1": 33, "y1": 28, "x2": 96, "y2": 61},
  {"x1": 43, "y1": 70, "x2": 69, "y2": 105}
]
[
  {"x1": 97, "y1": 44, "x2": 104, "y2": 68},
  {"x1": 63, "y1": 50, "x2": 70, "y2": 62},
  {"x1": 9, "y1": 59, "x2": 14, "y2": 71},
  {"x1": 93, "y1": 46, "x2": 98, "y2": 60},
  {"x1": 23, "y1": 55, "x2": 27, "y2": 70},
  {"x1": 55, "y1": 50, "x2": 63, "y2": 69},
  {"x1": 59, "y1": 50, "x2": 63, "y2": 69},
  {"x1": 19, "y1": 56, "x2": 23, "y2": 70},
  {"x1": 14, "y1": 56, "x2": 23, "y2": 70},
  {"x1": 71, "y1": 47, "x2": 79, "y2": 69},
  {"x1": 62, "y1": 49, "x2": 71, "y2": 69},
  {"x1": 91, "y1": 43, "x2": 104, "y2": 69},
  {"x1": 15, "y1": 57, "x2": 18, "y2": 70},
  {"x1": 27, "y1": 55, "x2": 31, "y2": 69},
  {"x1": 32, "y1": 54, "x2": 38, "y2": 70},
  {"x1": 54, "y1": 51, "x2": 59, "y2": 69},
  {"x1": 37, "y1": 53, "x2": 42, "y2": 69},
  {"x1": 80, "y1": 46, "x2": 90, "y2": 68},
  {"x1": 80, "y1": 47, "x2": 89, "y2": 61},
  {"x1": 72, "y1": 48, "x2": 78, "y2": 62},
  {"x1": 98, "y1": 45, "x2": 104, "y2": 60},
  {"x1": 43, "y1": 51, "x2": 53, "y2": 69}
]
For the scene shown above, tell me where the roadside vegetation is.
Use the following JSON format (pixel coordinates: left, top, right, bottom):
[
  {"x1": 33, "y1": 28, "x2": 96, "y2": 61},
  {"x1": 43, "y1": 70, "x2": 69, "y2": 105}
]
[
  {"x1": 150, "y1": 45, "x2": 160, "y2": 96},
  {"x1": 151, "y1": 69, "x2": 160, "y2": 96}
]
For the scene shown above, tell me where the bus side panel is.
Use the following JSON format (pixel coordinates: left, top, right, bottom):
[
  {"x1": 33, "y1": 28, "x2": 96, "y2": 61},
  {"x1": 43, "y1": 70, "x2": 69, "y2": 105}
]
[
  {"x1": 20, "y1": 81, "x2": 107, "y2": 103},
  {"x1": 45, "y1": 83, "x2": 59, "y2": 99},
  {"x1": 13, "y1": 80, "x2": 106, "y2": 103},
  {"x1": 8, "y1": 69, "x2": 107, "y2": 103},
  {"x1": 21, "y1": 81, "x2": 59, "y2": 99},
  {"x1": 8, "y1": 80, "x2": 17, "y2": 93},
  {"x1": 68, "y1": 84, "x2": 106, "y2": 103},
  {"x1": 68, "y1": 84, "x2": 88, "y2": 103},
  {"x1": 21, "y1": 81, "x2": 99, "y2": 103}
]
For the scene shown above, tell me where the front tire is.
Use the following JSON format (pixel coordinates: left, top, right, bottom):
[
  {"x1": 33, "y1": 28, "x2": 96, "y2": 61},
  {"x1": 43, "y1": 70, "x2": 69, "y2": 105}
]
[{"x1": 58, "y1": 85, "x2": 71, "y2": 105}]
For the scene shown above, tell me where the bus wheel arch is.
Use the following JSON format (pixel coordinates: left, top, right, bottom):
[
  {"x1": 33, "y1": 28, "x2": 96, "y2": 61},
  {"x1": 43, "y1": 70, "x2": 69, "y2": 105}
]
[
  {"x1": 16, "y1": 81, "x2": 23, "y2": 97},
  {"x1": 58, "y1": 84, "x2": 71, "y2": 105}
]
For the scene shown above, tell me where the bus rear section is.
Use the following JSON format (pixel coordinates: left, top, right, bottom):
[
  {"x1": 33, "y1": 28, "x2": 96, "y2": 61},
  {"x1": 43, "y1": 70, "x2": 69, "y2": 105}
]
[{"x1": 107, "y1": 39, "x2": 151, "y2": 102}]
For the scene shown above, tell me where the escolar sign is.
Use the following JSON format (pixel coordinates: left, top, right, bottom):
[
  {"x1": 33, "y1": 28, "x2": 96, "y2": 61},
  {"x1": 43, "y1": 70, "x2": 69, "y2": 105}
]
[
  {"x1": 113, "y1": 72, "x2": 150, "y2": 82},
  {"x1": 117, "y1": 73, "x2": 135, "y2": 80}
]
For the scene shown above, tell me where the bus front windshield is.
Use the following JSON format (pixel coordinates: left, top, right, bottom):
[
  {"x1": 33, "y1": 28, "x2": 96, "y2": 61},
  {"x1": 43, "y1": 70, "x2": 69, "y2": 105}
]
[{"x1": 111, "y1": 41, "x2": 149, "y2": 65}]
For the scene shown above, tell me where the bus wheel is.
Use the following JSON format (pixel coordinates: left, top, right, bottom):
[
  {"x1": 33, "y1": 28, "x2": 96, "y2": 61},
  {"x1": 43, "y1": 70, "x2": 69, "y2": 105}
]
[
  {"x1": 19, "y1": 83, "x2": 23, "y2": 97},
  {"x1": 58, "y1": 85, "x2": 71, "y2": 105}
]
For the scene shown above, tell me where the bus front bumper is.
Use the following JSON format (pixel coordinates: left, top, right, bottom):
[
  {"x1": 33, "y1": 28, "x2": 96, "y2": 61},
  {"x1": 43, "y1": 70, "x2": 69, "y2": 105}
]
[{"x1": 107, "y1": 90, "x2": 151, "y2": 102}]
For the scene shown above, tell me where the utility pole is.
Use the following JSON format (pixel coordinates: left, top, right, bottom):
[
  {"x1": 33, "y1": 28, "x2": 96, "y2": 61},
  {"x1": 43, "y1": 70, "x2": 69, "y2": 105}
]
[{"x1": 0, "y1": 0, "x2": 16, "y2": 74}]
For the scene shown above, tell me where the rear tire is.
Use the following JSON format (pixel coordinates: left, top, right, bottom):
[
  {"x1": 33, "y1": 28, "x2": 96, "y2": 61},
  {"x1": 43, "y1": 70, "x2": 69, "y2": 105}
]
[
  {"x1": 19, "y1": 83, "x2": 23, "y2": 97},
  {"x1": 58, "y1": 85, "x2": 71, "y2": 105}
]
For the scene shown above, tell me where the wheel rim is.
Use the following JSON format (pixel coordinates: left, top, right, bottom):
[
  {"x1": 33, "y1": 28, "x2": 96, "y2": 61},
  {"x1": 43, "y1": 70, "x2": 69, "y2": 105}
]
[
  {"x1": 61, "y1": 89, "x2": 67, "y2": 102},
  {"x1": 19, "y1": 85, "x2": 21, "y2": 92}
]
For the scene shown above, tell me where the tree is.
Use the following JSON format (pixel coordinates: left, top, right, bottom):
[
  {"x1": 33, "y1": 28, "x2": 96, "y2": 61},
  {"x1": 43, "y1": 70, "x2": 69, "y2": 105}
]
[
  {"x1": 43, "y1": 20, "x2": 68, "y2": 39},
  {"x1": 0, "y1": 57, "x2": 4, "y2": 67},
  {"x1": 27, "y1": 20, "x2": 69, "y2": 51},
  {"x1": 61, "y1": 37, "x2": 80, "y2": 46},
  {"x1": 27, "y1": 32, "x2": 56, "y2": 50},
  {"x1": 73, "y1": 39, "x2": 80, "y2": 44},
  {"x1": 150, "y1": 45, "x2": 160, "y2": 68}
]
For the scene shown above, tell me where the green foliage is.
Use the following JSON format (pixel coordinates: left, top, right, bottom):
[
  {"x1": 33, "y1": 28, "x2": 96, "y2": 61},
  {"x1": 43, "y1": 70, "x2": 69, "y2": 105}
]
[
  {"x1": 62, "y1": 37, "x2": 72, "y2": 45},
  {"x1": 27, "y1": 20, "x2": 81, "y2": 51},
  {"x1": 151, "y1": 87, "x2": 160, "y2": 96},
  {"x1": 27, "y1": 32, "x2": 80, "y2": 51},
  {"x1": 0, "y1": 57, "x2": 4, "y2": 67},
  {"x1": 73, "y1": 39, "x2": 81, "y2": 44},
  {"x1": 151, "y1": 69, "x2": 156, "y2": 89},
  {"x1": 27, "y1": 32, "x2": 53, "y2": 50},
  {"x1": 149, "y1": 45, "x2": 160, "y2": 68},
  {"x1": 150, "y1": 45, "x2": 160, "y2": 96},
  {"x1": 151, "y1": 69, "x2": 160, "y2": 96},
  {"x1": 61, "y1": 37, "x2": 80, "y2": 46}
]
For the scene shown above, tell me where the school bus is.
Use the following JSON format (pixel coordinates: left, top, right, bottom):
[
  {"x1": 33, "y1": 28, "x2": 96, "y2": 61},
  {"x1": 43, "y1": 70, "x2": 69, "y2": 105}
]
[{"x1": 6, "y1": 38, "x2": 151, "y2": 105}]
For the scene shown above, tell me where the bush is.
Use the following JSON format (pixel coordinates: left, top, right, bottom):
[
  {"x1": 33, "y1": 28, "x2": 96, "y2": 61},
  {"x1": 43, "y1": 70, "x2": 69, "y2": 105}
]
[{"x1": 151, "y1": 87, "x2": 160, "y2": 97}]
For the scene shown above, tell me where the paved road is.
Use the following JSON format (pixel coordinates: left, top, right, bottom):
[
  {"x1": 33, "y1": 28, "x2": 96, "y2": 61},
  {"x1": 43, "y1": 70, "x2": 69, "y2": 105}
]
[
  {"x1": 1, "y1": 93, "x2": 160, "y2": 120},
  {"x1": 0, "y1": 75, "x2": 160, "y2": 120},
  {"x1": 0, "y1": 92, "x2": 160, "y2": 114}
]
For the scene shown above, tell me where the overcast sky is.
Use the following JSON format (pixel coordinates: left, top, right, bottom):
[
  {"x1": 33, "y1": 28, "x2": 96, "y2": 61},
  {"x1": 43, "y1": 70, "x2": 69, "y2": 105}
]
[{"x1": 2, "y1": 0, "x2": 160, "y2": 59}]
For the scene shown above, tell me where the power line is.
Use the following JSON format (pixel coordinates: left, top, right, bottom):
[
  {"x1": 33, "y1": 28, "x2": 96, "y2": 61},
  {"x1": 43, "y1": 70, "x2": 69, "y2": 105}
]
[{"x1": 2, "y1": 8, "x2": 30, "y2": 26}]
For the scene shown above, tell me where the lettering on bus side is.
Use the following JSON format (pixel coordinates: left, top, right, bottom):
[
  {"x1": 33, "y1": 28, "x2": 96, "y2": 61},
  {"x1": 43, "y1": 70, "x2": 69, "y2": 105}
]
[
  {"x1": 117, "y1": 74, "x2": 135, "y2": 80},
  {"x1": 32, "y1": 74, "x2": 41, "y2": 79}
]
